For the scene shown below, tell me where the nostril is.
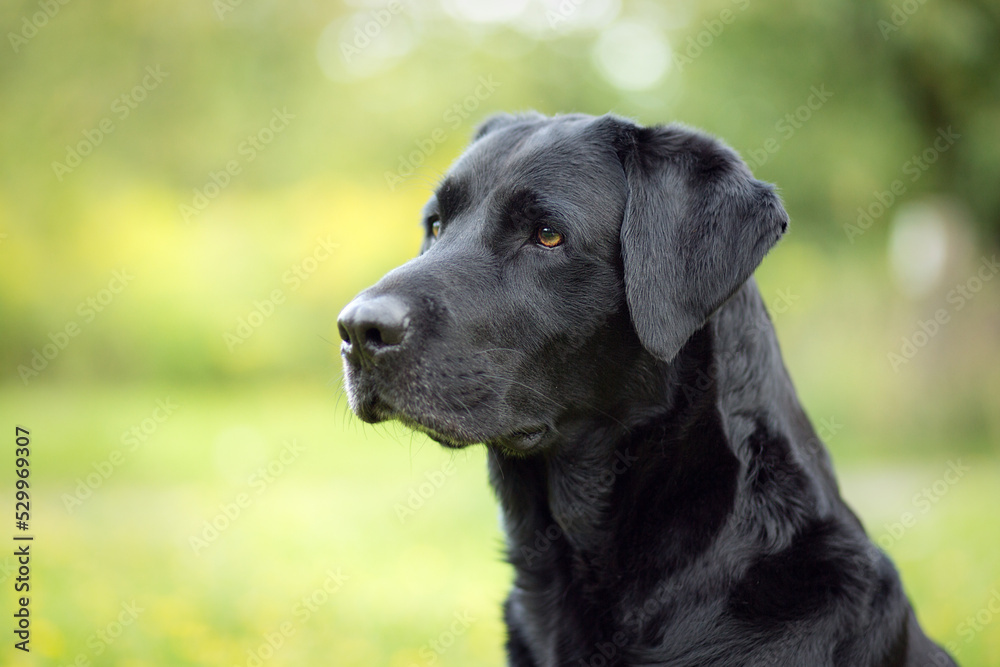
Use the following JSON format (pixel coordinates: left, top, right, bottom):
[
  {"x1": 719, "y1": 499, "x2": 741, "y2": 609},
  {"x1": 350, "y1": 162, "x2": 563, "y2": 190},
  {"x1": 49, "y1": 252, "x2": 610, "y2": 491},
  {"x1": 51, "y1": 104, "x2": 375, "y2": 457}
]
[
  {"x1": 338, "y1": 322, "x2": 352, "y2": 345},
  {"x1": 375, "y1": 318, "x2": 407, "y2": 346},
  {"x1": 364, "y1": 327, "x2": 384, "y2": 346}
]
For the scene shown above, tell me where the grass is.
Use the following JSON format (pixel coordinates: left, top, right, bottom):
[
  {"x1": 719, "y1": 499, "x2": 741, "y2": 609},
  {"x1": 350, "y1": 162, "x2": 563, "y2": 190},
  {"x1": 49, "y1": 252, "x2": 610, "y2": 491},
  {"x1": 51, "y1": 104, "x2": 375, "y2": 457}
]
[{"x1": 2, "y1": 380, "x2": 998, "y2": 666}]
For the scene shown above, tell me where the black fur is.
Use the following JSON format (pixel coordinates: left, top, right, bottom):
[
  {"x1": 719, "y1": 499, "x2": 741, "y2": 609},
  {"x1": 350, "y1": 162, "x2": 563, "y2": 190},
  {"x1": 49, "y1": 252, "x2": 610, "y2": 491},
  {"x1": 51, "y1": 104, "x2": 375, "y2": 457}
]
[{"x1": 337, "y1": 112, "x2": 956, "y2": 666}]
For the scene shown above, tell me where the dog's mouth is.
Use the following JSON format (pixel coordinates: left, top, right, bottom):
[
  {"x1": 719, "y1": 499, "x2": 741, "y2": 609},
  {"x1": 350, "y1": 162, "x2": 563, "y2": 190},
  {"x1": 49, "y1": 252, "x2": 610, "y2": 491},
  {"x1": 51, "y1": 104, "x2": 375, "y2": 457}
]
[
  {"x1": 396, "y1": 413, "x2": 479, "y2": 449},
  {"x1": 424, "y1": 422, "x2": 550, "y2": 452},
  {"x1": 357, "y1": 393, "x2": 548, "y2": 451},
  {"x1": 495, "y1": 427, "x2": 549, "y2": 451}
]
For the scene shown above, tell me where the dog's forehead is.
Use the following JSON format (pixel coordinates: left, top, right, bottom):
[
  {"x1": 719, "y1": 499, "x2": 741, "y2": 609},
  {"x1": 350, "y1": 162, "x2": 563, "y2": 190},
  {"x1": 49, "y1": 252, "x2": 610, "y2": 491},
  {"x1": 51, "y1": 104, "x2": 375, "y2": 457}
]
[{"x1": 440, "y1": 117, "x2": 625, "y2": 211}]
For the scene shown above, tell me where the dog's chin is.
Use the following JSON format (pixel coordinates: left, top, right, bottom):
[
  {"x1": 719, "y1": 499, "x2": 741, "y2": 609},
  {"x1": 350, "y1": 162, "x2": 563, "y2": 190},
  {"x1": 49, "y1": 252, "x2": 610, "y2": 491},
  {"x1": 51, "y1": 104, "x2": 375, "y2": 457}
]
[
  {"x1": 397, "y1": 414, "x2": 479, "y2": 449},
  {"x1": 351, "y1": 393, "x2": 550, "y2": 452},
  {"x1": 417, "y1": 422, "x2": 550, "y2": 453},
  {"x1": 397, "y1": 413, "x2": 550, "y2": 453},
  {"x1": 351, "y1": 392, "x2": 479, "y2": 447}
]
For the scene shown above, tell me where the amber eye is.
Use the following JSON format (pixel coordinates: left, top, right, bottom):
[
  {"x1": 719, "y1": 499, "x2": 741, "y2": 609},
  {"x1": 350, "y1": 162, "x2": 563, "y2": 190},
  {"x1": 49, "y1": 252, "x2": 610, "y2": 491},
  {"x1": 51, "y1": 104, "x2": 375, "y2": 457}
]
[
  {"x1": 535, "y1": 226, "x2": 563, "y2": 248},
  {"x1": 430, "y1": 217, "x2": 441, "y2": 238}
]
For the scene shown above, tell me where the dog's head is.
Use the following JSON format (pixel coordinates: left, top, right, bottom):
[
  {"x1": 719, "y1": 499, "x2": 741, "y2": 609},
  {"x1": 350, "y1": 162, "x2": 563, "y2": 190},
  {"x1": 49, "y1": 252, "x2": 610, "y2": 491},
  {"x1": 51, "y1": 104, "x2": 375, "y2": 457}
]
[{"x1": 338, "y1": 113, "x2": 787, "y2": 452}]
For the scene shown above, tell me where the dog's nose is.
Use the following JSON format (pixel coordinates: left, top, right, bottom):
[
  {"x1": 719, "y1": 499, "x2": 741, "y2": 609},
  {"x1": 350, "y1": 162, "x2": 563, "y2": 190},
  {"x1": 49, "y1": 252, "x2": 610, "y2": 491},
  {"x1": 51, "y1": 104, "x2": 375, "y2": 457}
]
[{"x1": 337, "y1": 294, "x2": 410, "y2": 363}]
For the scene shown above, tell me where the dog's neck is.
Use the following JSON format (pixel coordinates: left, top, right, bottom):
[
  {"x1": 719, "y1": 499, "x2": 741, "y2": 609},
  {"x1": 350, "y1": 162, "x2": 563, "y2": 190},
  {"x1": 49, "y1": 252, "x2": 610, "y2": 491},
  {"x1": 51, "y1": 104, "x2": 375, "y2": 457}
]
[{"x1": 487, "y1": 279, "x2": 836, "y2": 578}]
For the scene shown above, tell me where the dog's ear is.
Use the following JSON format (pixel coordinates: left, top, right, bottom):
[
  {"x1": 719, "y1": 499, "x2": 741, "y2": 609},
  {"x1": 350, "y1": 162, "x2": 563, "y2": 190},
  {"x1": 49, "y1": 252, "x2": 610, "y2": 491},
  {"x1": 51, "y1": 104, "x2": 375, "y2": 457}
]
[
  {"x1": 473, "y1": 111, "x2": 546, "y2": 141},
  {"x1": 617, "y1": 123, "x2": 788, "y2": 362}
]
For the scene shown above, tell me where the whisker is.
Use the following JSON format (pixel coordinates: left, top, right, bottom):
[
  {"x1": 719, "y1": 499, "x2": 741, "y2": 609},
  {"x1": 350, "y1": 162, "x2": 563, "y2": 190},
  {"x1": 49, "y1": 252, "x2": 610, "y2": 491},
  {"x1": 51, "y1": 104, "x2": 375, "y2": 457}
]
[{"x1": 477, "y1": 374, "x2": 568, "y2": 411}]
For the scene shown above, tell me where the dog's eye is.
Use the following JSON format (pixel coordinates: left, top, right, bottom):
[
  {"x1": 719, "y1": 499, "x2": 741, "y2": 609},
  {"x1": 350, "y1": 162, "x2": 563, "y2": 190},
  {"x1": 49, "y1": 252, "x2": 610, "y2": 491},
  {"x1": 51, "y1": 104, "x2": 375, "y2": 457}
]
[
  {"x1": 428, "y1": 215, "x2": 441, "y2": 238},
  {"x1": 535, "y1": 226, "x2": 564, "y2": 248}
]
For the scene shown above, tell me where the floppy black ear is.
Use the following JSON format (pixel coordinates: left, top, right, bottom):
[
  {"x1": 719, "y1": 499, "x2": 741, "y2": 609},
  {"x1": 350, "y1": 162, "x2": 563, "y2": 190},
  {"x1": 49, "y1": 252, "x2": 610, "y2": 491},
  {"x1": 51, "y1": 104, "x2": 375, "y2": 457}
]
[{"x1": 619, "y1": 123, "x2": 788, "y2": 362}]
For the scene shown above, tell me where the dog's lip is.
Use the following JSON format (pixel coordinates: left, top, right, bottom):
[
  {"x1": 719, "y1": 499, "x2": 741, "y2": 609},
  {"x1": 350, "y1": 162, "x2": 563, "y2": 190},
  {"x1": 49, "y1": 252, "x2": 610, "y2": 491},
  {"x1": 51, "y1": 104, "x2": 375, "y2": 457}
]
[
  {"x1": 354, "y1": 393, "x2": 388, "y2": 424},
  {"x1": 493, "y1": 425, "x2": 549, "y2": 451},
  {"x1": 350, "y1": 387, "x2": 550, "y2": 450},
  {"x1": 351, "y1": 388, "x2": 476, "y2": 445},
  {"x1": 392, "y1": 410, "x2": 480, "y2": 448},
  {"x1": 386, "y1": 404, "x2": 550, "y2": 451}
]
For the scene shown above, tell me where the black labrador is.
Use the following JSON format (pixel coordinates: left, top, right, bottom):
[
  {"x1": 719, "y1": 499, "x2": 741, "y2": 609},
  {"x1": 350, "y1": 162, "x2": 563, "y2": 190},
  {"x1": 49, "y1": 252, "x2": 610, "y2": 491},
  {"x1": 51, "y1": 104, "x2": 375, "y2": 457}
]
[{"x1": 337, "y1": 112, "x2": 956, "y2": 666}]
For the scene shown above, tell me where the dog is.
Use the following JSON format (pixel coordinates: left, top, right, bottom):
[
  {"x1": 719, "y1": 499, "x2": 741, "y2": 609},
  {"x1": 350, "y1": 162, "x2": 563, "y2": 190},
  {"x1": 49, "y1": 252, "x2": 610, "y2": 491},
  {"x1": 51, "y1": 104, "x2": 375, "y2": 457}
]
[{"x1": 337, "y1": 112, "x2": 956, "y2": 666}]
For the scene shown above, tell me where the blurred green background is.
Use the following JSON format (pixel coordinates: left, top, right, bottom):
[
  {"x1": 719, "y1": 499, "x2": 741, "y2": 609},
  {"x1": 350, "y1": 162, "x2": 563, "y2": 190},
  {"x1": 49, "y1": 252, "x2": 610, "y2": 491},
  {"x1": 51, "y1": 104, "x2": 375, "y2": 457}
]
[{"x1": 2, "y1": 0, "x2": 999, "y2": 665}]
